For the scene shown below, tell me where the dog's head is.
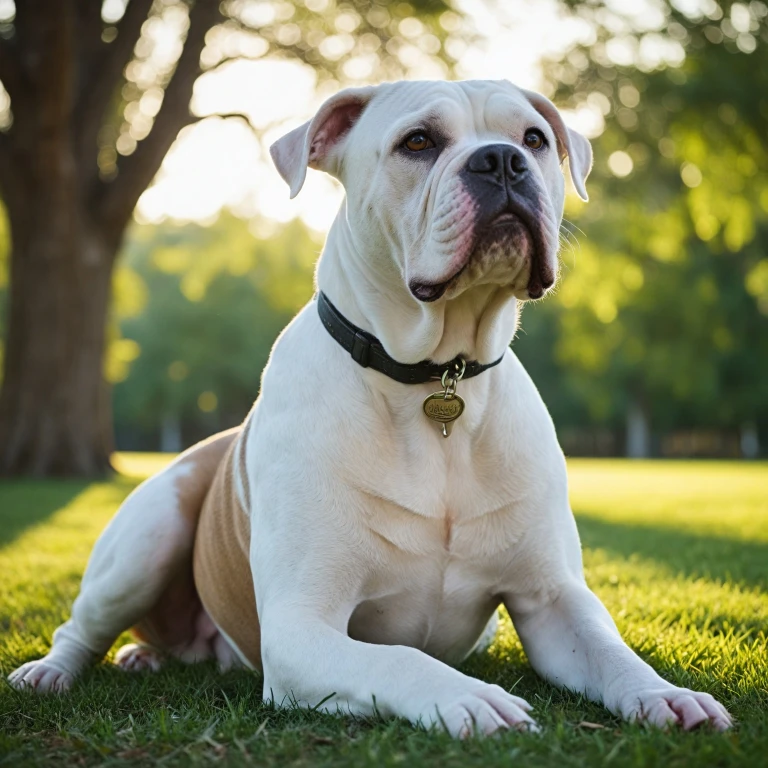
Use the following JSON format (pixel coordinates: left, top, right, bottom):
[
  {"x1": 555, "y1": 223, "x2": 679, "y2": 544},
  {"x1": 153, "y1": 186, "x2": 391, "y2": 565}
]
[{"x1": 271, "y1": 80, "x2": 591, "y2": 304}]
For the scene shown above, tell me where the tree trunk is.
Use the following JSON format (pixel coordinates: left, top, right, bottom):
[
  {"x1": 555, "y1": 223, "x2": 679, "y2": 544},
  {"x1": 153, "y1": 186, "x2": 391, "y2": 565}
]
[
  {"x1": 625, "y1": 397, "x2": 651, "y2": 459},
  {"x1": 0, "y1": 212, "x2": 119, "y2": 477},
  {"x1": 160, "y1": 413, "x2": 183, "y2": 453},
  {"x1": 0, "y1": 0, "x2": 221, "y2": 477}
]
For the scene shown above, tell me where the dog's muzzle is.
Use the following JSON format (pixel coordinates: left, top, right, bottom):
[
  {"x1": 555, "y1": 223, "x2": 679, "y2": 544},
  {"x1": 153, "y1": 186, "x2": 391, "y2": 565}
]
[{"x1": 460, "y1": 143, "x2": 554, "y2": 298}]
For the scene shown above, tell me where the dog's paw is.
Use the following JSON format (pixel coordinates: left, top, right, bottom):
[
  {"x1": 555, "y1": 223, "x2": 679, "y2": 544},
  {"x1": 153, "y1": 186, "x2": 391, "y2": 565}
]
[
  {"x1": 114, "y1": 643, "x2": 164, "y2": 673},
  {"x1": 8, "y1": 659, "x2": 75, "y2": 694},
  {"x1": 623, "y1": 686, "x2": 732, "y2": 732},
  {"x1": 433, "y1": 683, "x2": 539, "y2": 738}
]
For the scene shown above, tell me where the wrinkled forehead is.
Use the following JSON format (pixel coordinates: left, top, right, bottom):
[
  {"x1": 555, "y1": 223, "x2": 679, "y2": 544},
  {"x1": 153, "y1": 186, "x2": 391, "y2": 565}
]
[{"x1": 355, "y1": 80, "x2": 548, "y2": 147}]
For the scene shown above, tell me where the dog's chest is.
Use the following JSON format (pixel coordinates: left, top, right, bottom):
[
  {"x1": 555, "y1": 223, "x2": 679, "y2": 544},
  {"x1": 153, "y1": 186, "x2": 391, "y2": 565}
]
[
  {"x1": 348, "y1": 419, "x2": 534, "y2": 560},
  {"x1": 348, "y1": 540, "x2": 502, "y2": 662},
  {"x1": 346, "y1": 466, "x2": 533, "y2": 662}
]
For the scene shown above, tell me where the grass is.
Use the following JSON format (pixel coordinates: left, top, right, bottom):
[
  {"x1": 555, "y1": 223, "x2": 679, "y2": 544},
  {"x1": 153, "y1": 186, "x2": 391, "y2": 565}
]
[{"x1": 1, "y1": 457, "x2": 766, "y2": 767}]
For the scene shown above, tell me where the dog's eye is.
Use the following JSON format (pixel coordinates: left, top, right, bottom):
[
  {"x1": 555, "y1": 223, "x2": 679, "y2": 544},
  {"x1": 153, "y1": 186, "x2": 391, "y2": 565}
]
[
  {"x1": 403, "y1": 132, "x2": 435, "y2": 152},
  {"x1": 523, "y1": 129, "x2": 546, "y2": 150}
]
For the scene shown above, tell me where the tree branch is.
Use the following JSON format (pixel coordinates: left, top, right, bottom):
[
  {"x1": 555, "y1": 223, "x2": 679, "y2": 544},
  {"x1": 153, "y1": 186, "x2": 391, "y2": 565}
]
[
  {"x1": 77, "y1": 0, "x2": 112, "y2": 84},
  {"x1": 22, "y1": 3, "x2": 76, "y2": 165},
  {"x1": 0, "y1": 129, "x2": 14, "y2": 192},
  {"x1": 76, "y1": 0, "x2": 155, "y2": 173},
  {"x1": 0, "y1": 39, "x2": 24, "y2": 101},
  {"x1": 6, "y1": 0, "x2": 76, "y2": 136},
  {"x1": 201, "y1": 55, "x2": 269, "y2": 75},
  {"x1": 190, "y1": 111, "x2": 261, "y2": 135},
  {"x1": 99, "y1": 0, "x2": 224, "y2": 233},
  {"x1": 85, "y1": 0, "x2": 155, "y2": 105},
  {"x1": 0, "y1": 129, "x2": 27, "y2": 226}
]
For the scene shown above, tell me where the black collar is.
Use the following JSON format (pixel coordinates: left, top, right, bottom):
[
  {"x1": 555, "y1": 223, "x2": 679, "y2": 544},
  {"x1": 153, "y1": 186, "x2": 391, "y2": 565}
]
[{"x1": 316, "y1": 291, "x2": 505, "y2": 385}]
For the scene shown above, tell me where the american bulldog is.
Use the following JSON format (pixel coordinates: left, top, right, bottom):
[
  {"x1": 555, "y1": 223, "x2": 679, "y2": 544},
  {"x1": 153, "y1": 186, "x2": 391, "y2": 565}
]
[{"x1": 9, "y1": 79, "x2": 731, "y2": 736}]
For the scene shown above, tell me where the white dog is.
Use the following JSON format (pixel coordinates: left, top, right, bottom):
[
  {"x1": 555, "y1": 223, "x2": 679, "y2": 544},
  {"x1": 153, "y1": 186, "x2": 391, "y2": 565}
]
[{"x1": 10, "y1": 79, "x2": 731, "y2": 736}]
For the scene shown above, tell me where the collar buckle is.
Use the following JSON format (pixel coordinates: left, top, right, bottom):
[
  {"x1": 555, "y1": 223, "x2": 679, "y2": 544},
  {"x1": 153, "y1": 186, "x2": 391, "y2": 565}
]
[{"x1": 351, "y1": 332, "x2": 371, "y2": 368}]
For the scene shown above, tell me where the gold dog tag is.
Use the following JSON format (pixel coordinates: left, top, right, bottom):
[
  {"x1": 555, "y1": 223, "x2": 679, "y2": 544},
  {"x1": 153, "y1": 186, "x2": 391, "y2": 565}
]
[
  {"x1": 423, "y1": 358, "x2": 467, "y2": 438},
  {"x1": 423, "y1": 392, "x2": 465, "y2": 438}
]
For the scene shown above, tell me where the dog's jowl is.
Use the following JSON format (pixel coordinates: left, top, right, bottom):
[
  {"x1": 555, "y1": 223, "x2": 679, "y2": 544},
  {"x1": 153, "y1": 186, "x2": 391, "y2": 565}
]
[{"x1": 10, "y1": 80, "x2": 731, "y2": 737}]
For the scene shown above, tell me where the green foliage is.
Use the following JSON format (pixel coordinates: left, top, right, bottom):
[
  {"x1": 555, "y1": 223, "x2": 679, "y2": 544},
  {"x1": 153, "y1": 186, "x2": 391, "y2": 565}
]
[
  {"x1": 101, "y1": 0, "x2": 469, "y2": 177},
  {"x1": 222, "y1": 0, "x2": 466, "y2": 81},
  {"x1": 3, "y1": 1, "x2": 766, "y2": 450},
  {"x1": 1, "y1": 458, "x2": 766, "y2": 765},
  {"x1": 111, "y1": 214, "x2": 320, "y2": 446},
  {"x1": 513, "y1": 0, "x2": 768, "y2": 438}
]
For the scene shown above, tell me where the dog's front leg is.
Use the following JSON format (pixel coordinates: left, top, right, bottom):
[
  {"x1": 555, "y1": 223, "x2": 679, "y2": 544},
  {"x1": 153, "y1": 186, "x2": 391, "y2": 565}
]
[
  {"x1": 507, "y1": 581, "x2": 732, "y2": 730},
  {"x1": 258, "y1": 602, "x2": 537, "y2": 737}
]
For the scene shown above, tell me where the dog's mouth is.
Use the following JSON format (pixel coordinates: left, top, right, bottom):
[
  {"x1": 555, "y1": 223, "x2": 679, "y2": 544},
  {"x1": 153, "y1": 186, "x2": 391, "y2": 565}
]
[
  {"x1": 478, "y1": 210, "x2": 532, "y2": 243},
  {"x1": 488, "y1": 212, "x2": 522, "y2": 228},
  {"x1": 409, "y1": 262, "x2": 469, "y2": 303},
  {"x1": 409, "y1": 211, "x2": 537, "y2": 303}
]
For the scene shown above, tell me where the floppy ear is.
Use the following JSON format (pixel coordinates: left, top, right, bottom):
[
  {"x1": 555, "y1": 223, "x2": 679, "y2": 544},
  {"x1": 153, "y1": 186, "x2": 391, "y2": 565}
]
[
  {"x1": 521, "y1": 88, "x2": 593, "y2": 202},
  {"x1": 269, "y1": 86, "x2": 377, "y2": 199}
]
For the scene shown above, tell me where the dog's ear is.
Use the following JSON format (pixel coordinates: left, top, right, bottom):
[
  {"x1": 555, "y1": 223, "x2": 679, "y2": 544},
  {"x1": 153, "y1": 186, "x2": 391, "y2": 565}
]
[
  {"x1": 270, "y1": 86, "x2": 377, "y2": 199},
  {"x1": 521, "y1": 88, "x2": 592, "y2": 202}
]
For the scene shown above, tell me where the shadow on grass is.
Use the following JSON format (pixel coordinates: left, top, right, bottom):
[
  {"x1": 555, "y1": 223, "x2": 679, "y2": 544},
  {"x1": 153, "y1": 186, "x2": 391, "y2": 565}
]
[
  {"x1": 0, "y1": 474, "x2": 142, "y2": 549},
  {"x1": 576, "y1": 512, "x2": 768, "y2": 591},
  {"x1": 0, "y1": 480, "x2": 92, "y2": 548}
]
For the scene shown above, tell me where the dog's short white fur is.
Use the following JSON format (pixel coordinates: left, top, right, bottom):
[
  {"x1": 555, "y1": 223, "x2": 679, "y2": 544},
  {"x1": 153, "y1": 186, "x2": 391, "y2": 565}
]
[{"x1": 10, "y1": 80, "x2": 731, "y2": 736}]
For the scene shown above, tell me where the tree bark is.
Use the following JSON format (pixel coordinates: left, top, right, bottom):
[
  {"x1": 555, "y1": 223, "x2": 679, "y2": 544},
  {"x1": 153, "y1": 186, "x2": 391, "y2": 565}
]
[
  {"x1": 0, "y1": 2, "x2": 118, "y2": 476},
  {"x1": 0, "y1": 0, "x2": 222, "y2": 477},
  {"x1": 0, "y1": 210, "x2": 120, "y2": 477}
]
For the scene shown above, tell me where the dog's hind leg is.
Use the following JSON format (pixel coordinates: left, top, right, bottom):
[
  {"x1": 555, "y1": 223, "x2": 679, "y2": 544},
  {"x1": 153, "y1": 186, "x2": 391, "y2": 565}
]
[
  {"x1": 113, "y1": 643, "x2": 165, "y2": 673},
  {"x1": 8, "y1": 429, "x2": 239, "y2": 693}
]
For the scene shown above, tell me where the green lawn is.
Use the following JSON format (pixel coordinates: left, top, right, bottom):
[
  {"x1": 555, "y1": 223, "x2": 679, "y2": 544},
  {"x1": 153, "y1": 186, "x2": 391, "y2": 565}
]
[{"x1": 1, "y1": 457, "x2": 766, "y2": 767}]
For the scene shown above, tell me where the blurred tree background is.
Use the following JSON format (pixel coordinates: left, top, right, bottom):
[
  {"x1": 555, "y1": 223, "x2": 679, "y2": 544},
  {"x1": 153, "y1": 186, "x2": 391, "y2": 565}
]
[
  {"x1": 516, "y1": 0, "x2": 768, "y2": 458},
  {"x1": 0, "y1": 0, "x2": 462, "y2": 476},
  {"x1": 0, "y1": 0, "x2": 766, "y2": 472},
  {"x1": 110, "y1": 214, "x2": 320, "y2": 450}
]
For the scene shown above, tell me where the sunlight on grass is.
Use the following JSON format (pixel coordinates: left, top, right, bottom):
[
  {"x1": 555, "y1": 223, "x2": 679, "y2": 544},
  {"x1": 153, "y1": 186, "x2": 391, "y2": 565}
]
[
  {"x1": 112, "y1": 451, "x2": 175, "y2": 479},
  {"x1": 568, "y1": 460, "x2": 768, "y2": 541},
  {"x1": 0, "y1": 458, "x2": 766, "y2": 767}
]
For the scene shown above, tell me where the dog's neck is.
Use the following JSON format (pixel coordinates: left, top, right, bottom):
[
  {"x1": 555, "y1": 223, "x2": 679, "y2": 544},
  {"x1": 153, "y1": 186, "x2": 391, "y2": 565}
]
[{"x1": 316, "y1": 216, "x2": 520, "y2": 366}]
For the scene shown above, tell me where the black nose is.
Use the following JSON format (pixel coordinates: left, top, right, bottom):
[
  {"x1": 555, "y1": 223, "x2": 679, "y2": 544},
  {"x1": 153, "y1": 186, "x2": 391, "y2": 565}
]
[{"x1": 466, "y1": 143, "x2": 528, "y2": 184}]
